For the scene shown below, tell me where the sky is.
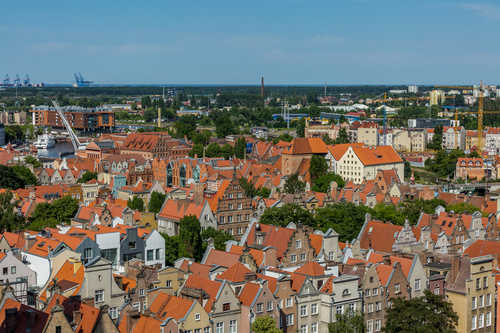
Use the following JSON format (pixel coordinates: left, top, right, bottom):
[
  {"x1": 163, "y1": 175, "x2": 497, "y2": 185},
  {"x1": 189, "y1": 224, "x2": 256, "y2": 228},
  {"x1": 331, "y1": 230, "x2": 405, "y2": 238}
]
[{"x1": 1, "y1": 0, "x2": 500, "y2": 85}]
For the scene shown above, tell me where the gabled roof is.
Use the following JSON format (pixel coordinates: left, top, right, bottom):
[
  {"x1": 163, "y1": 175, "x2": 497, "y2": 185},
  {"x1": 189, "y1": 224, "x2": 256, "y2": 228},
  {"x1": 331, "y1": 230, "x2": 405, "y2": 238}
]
[
  {"x1": 149, "y1": 293, "x2": 194, "y2": 321},
  {"x1": 238, "y1": 282, "x2": 261, "y2": 307},
  {"x1": 375, "y1": 263, "x2": 394, "y2": 286},
  {"x1": 44, "y1": 293, "x2": 100, "y2": 333},
  {"x1": 282, "y1": 138, "x2": 328, "y2": 155},
  {"x1": 202, "y1": 248, "x2": 240, "y2": 268},
  {"x1": 228, "y1": 245, "x2": 264, "y2": 267},
  {"x1": 184, "y1": 275, "x2": 222, "y2": 312},
  {"x1": 464, "y1": 240, "x2": 500, "y2": 258},
  {"x1": 26, "y1": 236, "x2": 63, "y2": 257},
  {"x1": 2, "y1": 232, "x2": 25, "y2": 250},
  {"x1": 358, "y1": 220, "x2": 402, "y2": 253},
  {"x1": 217, "y1": 262, "x2": 252, "y2": 282},
  {"x1": 294, "y1": 261, "x2": 325, "y2": 276},
  {"x1": 118, "y1": 315, "x2": 162, "y2": 333},
  {"x1": 353, "y1": 146, "x2": 403, "y2": 166},
  {"x1": 0, "y1": 298, "x2": 49, "y2": 333}
]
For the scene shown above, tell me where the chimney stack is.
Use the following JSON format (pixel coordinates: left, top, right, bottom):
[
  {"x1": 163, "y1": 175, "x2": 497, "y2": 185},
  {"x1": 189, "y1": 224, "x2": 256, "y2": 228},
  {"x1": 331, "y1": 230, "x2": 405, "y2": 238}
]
[
  {"x1": 73, "y1": 311, "x2": 82, "y2": 328},
  {"x1": 5, "y1": 308, "x2": 18, "y2": 333},
  {"x1": 450, "y1": 255, "x2": 461, "y2": 286},
  {"x1": 25, "y1": 309, "x2": 36, "y2": 331},
  {"x1": 126, "y1": 310, "x2": 141, "y2": 333}
]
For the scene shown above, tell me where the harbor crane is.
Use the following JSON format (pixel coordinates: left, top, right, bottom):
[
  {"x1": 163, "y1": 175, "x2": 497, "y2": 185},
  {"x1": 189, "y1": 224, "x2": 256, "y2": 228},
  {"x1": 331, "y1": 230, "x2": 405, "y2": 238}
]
[{"x1": 52, "y1": 101, "x2": 81, "y2": 152}]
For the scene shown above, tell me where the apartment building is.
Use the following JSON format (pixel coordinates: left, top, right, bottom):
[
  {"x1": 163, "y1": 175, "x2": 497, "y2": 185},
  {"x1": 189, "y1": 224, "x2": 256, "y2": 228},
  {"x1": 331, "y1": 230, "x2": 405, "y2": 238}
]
[
  {"x1": 30, "y1": 105, "x2": 114, "y2": 131},
  {"x1": 442, "y1": 126, "x2": 466, "y2": 150}
]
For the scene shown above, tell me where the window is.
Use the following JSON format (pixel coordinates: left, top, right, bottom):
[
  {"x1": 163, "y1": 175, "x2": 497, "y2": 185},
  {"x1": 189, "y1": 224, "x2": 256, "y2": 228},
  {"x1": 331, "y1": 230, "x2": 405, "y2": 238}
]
[
  {"x1": 267, "y1": 301, "x2": 273, "y2": 311},
  {"x1": 229, "y1": 320, "x2": 237, "y2": 333},
  {"x1": 311, "y1": 303, "x2": 318, "y2": 314},
  {"x1": 486, "y1": 312, "x2": 491, "y2": 326},
  {"x1": 336, "y1": 305, "x2": 343, "y2": 314},
  {"x1": 300, "y1": 305, "x2": 307, "y2": 317},
  {"x1": 237, "y1": 193, "x2": 242, "y2": 199},
  {"x1": 415, "y1": 278, "x2": 421, "y2": 291},
  {"x1": 479, "y1": 295, "x2": 484, "y2": 308},
  {"x1": 95, "y1": 290, "x2": 104, "y2": 303},
  {"x1": 472, "y1": 297, "x2": 477, "y2": 309},
  {"x1": 237, "y1": 227, "x2": 242, "y2": 234},
  {"x1": 223, "y1": 303, "x2": 230, "y2": 311},
  {"x1": 471, "y1": 315, "x2": 476, "y2": 330},
  {"x1": 478, "y1": 313, "x2": 484, "y2": 328},
  {"x1": 166, "y1": 280, "x2": 172, "y2": 288},
  {"x1": 227, "y1": 215, "x2": 233, "y2": 223},
  {"x1": 237, "y1": 203, "x2": 242, "y2": 210},
  {"x1": 286, "y1": 298, "x2": 293, "y2": 308},
  {"x1": 300, "y1": 253, "x2": 306, "y2": 261},
  {"x1": 84, "y1": 248, "x2": 92, "y2": 259},
  {"x1": 229, "y1": 204, "x2": 233, "y2": 210},
  {"x1": 300, "y1": 325, "x2": 307, "y2": 333},
  {"x1": 256, "y1": 303, "x2": 263, "y2": 313},
  {"x1": 367, "y1": 320, "x2": 373, "y2": 333},
  {"x1": 129, "y1": 242, "x2": 136, "y2": 250},
  {"x1": 394, "y1": 283, "x2": 400, "y2": 294},
  {"x1": 311, "y1": 322, "x2": 318, "y2": 333},
  {"x1": 216, "y1": 322, "x2": 224, "y2": 333},
  {"x1": 219, "y1": 216, "x2": 225, "y2": 224},
  {"x1": 56, "y1": 326, "x2": 61, "y2": 333},
  {"x1": 328, "y1": 251, "x2": 335, "y2": 261},
  {"x1": 349, "y1": 303, "x2": 355, "y2": 312},
  {"x1": 286, "y1": 313, "x2": 294, "y2": 326},
  {"x1": 375, "y1": 302, "x2": 381, "y2": 311},
  {"x1": 139, "y1": 289, "x2": 145, "y2": 297},
  {"x1": 195, "y1": 330, "x2": 201, "y2": 333},
  {"x1": 375, "y1": 319, "x2": 381, "y2": 332},
  {"x1": 132, "y1": 302, "x2": 139, "y2": 310},
  {"x1": 156, "y1": 248, "x2": 160, "y2": 260},
  {"x1": 372, "y1": 288, "x2": 378, "y2": 296},
  {"x1": 291, "y1": 254, "x2": 297, "y2": 263},
  {"x1": 486, "y1": 293, "x2": 491, "y2": 306},
  {"x1": 109, "y1": 307, "x2": 118, "y2": 319},
  {"x1": 228, "y1": 228, "x2": 233, "y2": 235},
  {"x1": 483, "y1": 276, "x2": 488, "y2": 289},
  {"x1": 476, "y1": 278, "x2": 481, "y2": 290},
  {"x1": 147, "y1": 250, "x2": 154, "y2": 261},
  {"x1": 367, "y1": 303, "x2": 373, "y2": 313},
  {"x1": 365, "y1": 289, "x2": 371, "y2": 297},
  {"x1": 195, "y1": 313, "x2": 201, "y2": 321},
  {"x1": 296, "y1": 240, "x2": 302, "y2": 249}
]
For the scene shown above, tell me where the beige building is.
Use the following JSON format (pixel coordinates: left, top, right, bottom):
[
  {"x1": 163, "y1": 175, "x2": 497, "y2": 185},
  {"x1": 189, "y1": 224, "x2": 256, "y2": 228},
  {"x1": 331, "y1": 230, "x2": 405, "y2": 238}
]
[
  {"x1": 430, "y1": 90, "x2": 445, "y2": 105},
  {"x1": 357, "y1": 123, "x2": 379, "y2": 146},
  {"x1": 337, "y1": 145, "x2": 404, "y2": 184},
  {"x1": 443, "y1": 126, "x2": 466, "y2": 150},
  {"x1": 392, "y1": 129, "x2": 427, "y2": 152},
  {"x1": 447, "y1": 255, "x2": 495, "y2": 333}
]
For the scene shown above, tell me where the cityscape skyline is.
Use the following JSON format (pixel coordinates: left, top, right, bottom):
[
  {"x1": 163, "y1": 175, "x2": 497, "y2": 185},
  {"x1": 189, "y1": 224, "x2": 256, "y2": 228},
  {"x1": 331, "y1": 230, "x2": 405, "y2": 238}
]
[{"x1": 2, "y1": 0, "x2": 500, "y2": 85}]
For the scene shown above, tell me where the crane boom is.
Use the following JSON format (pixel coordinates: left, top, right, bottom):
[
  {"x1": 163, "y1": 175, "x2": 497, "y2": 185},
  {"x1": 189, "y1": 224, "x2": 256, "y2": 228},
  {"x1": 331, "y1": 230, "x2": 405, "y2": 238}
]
[{"x1": 52, "y1": 101, "x2": 81, "y2": 152}]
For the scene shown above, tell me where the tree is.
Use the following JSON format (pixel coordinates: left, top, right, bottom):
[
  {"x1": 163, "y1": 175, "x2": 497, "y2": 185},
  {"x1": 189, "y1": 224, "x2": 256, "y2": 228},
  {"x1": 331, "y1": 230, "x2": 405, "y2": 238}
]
[
  {"x1": 404, "y1": 160, "x2": 412, "y2": 179},
  {"x1": 215, "y1": 114, "x2": 235, "y2": 138},
  {"x1": 259, "y1": 203, "x2": 315, "y2": 227},
  {"x1": 447, "y1": 202, "x2": 486, "y2": 216},
  {"x1": 309, "y1": 155, "x2": 328, "y2": 185},
  {"x1": 28, "y1": 195, "x2": 79, "y2": 231},
  {"x1": 259, "y1": 187, "x2": 271, "y2": 198},
  {"x1": 221, "y1": 144, "x2": 234, "y2": 159},
  {"x1": 206, "y1": 142, "x2": 221, "y2": 157},
  {"x1": 0, "y1": 165, "x2": 27, "y2": 190},
  {"x1": 178, "y1": 215, "x2": 203, "y2": 261},
  {"x1": 148, "y1": 191, "x2": 167, "y2": 214},
  {"x1": 143, "y1": 108, "x2": 157, "y2": 122},
  {"x1": 160, "y1": 233, "x2": 180, "y2": 266},
  {"x1": 0, "y1": 191, "x2": 25, "y2": 232},
  {"x1": 308, "y1": 103, "x2": 321, "y2": 117},
  {"x1": 189, "y1": 144, "x2": 204, "y2": 158},
  {"x1": 312, "y1": 173, "x2": 345, "y2": 192},
  {"x1": 296, "y1": 118, "x2": 306, "y2": 138},
  {"x1": 384, "y1": 290, "x2": 458, "y2": 333},
  {"x1": 328, "y1": 310, "x2": 366, "y2": 333},
  {"x1": 400, "y1": 198, "x2": 447, "y2": 225},
  {"x1": 127, "y1": 196, "x2": 145, "y2": 212},
  {"x1": 234, "y1": 137, "x2": 247, "y2": 159},
  {"x1": 11, "y1": 165, "x2": 38, "y2": 185},
  {"x1": 284, "y1": 173, "x2": 306, "y2": 194},
  {"x1": 428, "y1": 125, "x2": 443, "y2": 151},
  {"x1": 201, "y1": 227, "x2": 234, "y2": 251},
  {"x1": 425, "y1": 148, "x2": 465, "y2": 178},
  {"x1": 372, "y1": 203, "x2": 405, "y2": 225},
  {"x1": 335, "y1": 127, "x2": 349, "y2": 144},
  {"x1": 239, "y1": 177, "x2": 257, "y2": 198},
  {"x1": 251, "y1": 315, "x2": 282, "y2": 333},
  {"x1": 23, "y1": 155, "x2": 42, "y2": 168},
  {"x1": 78, "y1": 171, "x2": 98, "y2": 183},
  {"x1": 315, "y1": 203, "x2": 373, "y2": 242}
]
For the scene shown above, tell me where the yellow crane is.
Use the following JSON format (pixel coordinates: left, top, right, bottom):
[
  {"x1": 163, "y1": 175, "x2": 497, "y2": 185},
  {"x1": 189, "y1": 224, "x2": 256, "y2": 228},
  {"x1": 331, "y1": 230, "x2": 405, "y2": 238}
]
[{"x1": 435, "y1": 82, "x2": 492, "y2": 153}]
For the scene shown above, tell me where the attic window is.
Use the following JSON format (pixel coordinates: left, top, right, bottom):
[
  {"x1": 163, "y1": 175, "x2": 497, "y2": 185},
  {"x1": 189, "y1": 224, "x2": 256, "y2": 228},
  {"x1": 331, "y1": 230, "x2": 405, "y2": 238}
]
[
  {"x1": 342, "y1": 289, "x2": 351, "y2": 296},
  {"x1": 462, "y1": 161, "x2": 465, "y2": 165},
  {"x1": 38, "y1": 242, "x2": 46, "y2": 247},
  {"x1": 394, "y1": 232, "x2": 398, "y2": 238},
  {"x1": 368, "y1": 227, "x2": 373, "y2": 235},
  {"x1": 448, "y1": 222, "x2": 453, "y2": 228}
]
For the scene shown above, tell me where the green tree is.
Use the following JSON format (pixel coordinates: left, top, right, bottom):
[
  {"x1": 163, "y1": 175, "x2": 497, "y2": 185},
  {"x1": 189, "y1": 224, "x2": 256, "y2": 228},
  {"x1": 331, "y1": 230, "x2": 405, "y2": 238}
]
[
  {"x1": 312, "y1": 173, "x2": 345, "y2": 192},
  {"x1": 206, "y1": 142, "x2": 221, "y2": 157},
  {"x1": 284, "y1": 173, "x2": 306, "y2": 194},
  {"x1": 251, "y1": 315, "x2": 283, "y2": 333},
  {"x1": 0, "y1": 191, "x2": 25, "y2": 232},
  {"x1": 160, "y1": 233, "x2": 180, "y2": 266},
  {"x1": 404, "y1": 160, "x2": 412, "y2": 179},
  {"x1": 215, "y1": 114, "x2": 235, "y2": 138},
  {"x1": 315, "y1": 203, "x2": 373, "y2": 242},
  {"x1": 400, "y1": 198, "x2": 447, "y2": 225},
  {"x1": 308, "y1": 103, "x2": 321, "y2": 117},
  {"x1": 425, "y1": 148, "x2": 465, "y2": 178},
  {"x1": 143, "y1": 108, "x2": 157, "y2": 122},
  {"x1": 296, "y1": 118, "x2": 306, "y2": 138},
  {"x1": 179, "y1": 215, "x2": 203, "y2": 261},
  {"x1": 189, "y1": 144, "x2": 204, "y2": 158},
  {"x1": 309, "y1": 155, "x2": 328, "y2": 185},
  {"x1": 328, "y1": 310, "x2": 366, "y2": 333},
  {"x1": 384, "y1": 290, "x2": 458, "y2": 333},
  {"x1": 221, "y1": 144, "x2": 234, "y2": 159},
  {"x1": 141, "y1": 95, "x2": 152, "y2": 109},
  {"x1": 259, "y1": 203, "x2": 315, "y2": 227},
  {"x1": 259, "y1": 187, "x2": 271, "y2": 198},
  {"x1": 201, "y1": 226, "x2": 234, "y2": 251},
  {"x1": 0, "y1": 165, "x2": 27, "y2": 190},
  {"x1": 23, "y1": 155, "x2": 42, "y2": 168},
  {"x1": 372, "y1": 203, "x2": 405, "y2": 225},
  {"x1": 427, "y1": 125, "x2": 443, "y2": 151},
  {"x1": 78, "y1": 171, "x2": 98, "y2": 183},
  {"x1": 11, "y1": 165, "x2": 38, "y2": 185},
  {"x1": 234, "y1": 137, "x2": 247, "y2": 159},
  {"x1": 335, "y1": 127, "x2": 349, "y2": 144},
  {"x1": 192, "y1": 132, "x2": 210, "y2": 146},
  {"x1": 239, "y1": 177, "x2": 257, "y2": 198},
  {"x1": 127, "y1": 196, "x2": 145, "y2": 212},
  {"x1": 447, "y1": 202, "x2": 486, "y2": 216},
  {"x1": 28, "y1": 195, "x2": 79, "y2": 230},
  {"x1": 148, "y1": 191, "x2": 167, "y2": 214}
]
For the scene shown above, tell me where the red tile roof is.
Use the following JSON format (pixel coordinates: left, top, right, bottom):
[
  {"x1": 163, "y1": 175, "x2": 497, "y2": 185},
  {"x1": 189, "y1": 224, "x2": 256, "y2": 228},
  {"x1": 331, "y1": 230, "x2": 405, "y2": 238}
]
[
  {"x1": 0, "y1": 298, "x2": 49, "y2": 333},
  {"x1": 217, "y1": 262, "x2": 252, "y2": 282},
  {"x1": 464, "y1": 240, "x2": 500, "y2": 258},
  {"x1": 359, "y1": 220, "x2": 402, "y2": 253},
  {"x1": 294, "y1": 261, "x2": 325, "y2": 276},
  {"x1": 184, "y1": 275, "x2": 222, "y2": 312},
  {"x1": 149, "y1": 293, "x2": 194, "y2": 321},
  {"x1": 282, "y1": 138, "x2": 328, "y2": 155}
]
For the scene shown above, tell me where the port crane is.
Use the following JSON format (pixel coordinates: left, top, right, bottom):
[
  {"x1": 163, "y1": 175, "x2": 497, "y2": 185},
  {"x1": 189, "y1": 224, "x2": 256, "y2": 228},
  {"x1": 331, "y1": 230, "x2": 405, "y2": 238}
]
[
  {"x1": 435, "y1": 82, "x2": 493, "y2": 153},
  {"x1": 52, "y1": 101, "x2": 81, "y2": 152}
]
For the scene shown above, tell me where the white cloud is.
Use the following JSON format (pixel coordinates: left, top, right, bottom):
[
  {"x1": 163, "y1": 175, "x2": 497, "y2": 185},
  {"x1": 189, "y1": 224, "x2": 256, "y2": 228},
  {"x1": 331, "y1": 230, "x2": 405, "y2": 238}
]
[{"x1": 458, "y1": 3, "x2": 500, "y2": 20}]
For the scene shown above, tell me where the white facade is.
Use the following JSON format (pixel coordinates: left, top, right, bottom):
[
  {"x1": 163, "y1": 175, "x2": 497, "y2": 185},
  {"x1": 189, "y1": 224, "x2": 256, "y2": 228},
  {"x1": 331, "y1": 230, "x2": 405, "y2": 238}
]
[
  {"x1": 21, "y1": 252, "x2": 50, "y2": 287},
  {"x1": 0, "y1": 251, "x2": 36, "y2": 285},
  {"x1": 144, "y1": 230, "x2": 165, "y2": 268}
]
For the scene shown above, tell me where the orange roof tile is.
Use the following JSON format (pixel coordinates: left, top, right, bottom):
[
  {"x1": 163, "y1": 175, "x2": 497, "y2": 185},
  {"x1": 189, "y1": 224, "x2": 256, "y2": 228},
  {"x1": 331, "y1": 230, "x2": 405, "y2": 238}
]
[
  {"x1": 294, "y1": 261, "x2": 325, "y2": 276},
  {"x1": 238, "y1": 282, "x2": 261, "y2": 306},
  {"x1": 375, "y1": 263, "x2": 393, "y2": 286},
  {"x1": 2, "y1": 232, "x2": 25, "y2": 249},
  {"x1": 184, "y1": 275, "x2": 222, "y2": 312},
  {"x1": 217, "y1": 262, "x2": 252, "y2": 282},
  {"x1": 228, "y1": 245, "x2": 264, "y2": 267},
  {"x1": 149, "y1": 293, "x2": 194, "y2": 321}
]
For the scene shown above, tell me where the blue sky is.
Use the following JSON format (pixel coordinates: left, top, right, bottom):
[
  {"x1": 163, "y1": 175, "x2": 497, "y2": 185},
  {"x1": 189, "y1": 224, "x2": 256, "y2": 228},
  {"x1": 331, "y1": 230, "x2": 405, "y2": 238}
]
[{"x1": 1, "y1": 0, "x2": 500, "y2": 85}]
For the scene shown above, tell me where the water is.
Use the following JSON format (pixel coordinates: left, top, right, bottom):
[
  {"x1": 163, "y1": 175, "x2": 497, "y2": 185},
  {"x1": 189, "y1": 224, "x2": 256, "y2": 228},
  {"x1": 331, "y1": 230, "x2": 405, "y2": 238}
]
[{"x1": 36, "y1": 141, "x2": 75, "y2": 159}]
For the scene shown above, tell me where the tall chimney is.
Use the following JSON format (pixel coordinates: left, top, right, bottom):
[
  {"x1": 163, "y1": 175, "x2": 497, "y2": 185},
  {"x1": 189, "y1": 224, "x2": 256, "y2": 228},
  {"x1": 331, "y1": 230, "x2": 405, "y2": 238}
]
[
  {"x1": 5, "y1": 308, "x2": 18, "y2": 333},
  {"x1": 261, "y1": 77, "x2": 264, "y2": 97},
  {"x1": 158, "y1": 108, "x2": 161, "y2": 128}
]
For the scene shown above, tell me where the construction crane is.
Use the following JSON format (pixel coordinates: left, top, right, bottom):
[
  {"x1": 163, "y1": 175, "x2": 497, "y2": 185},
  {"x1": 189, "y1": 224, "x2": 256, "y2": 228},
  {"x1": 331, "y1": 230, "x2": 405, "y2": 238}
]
[
  {"x1": 52, "y1": 101, "x2": 81, "y2": 152},
  {"x1": 73, "y1": 72, "x2": 93, "y2": 87},
  {"x1": 3, "y1": 75, "x2": 10, "y2": 86},
  {"x1": 13, "y1": 74, "x2": 21, "y2": 86},
  {"x1": 23, "y1": 75, "x2": 30, "y2": 86},
  {"x1": 435, "y1": 82, "x2": 492, "y2": 153}
]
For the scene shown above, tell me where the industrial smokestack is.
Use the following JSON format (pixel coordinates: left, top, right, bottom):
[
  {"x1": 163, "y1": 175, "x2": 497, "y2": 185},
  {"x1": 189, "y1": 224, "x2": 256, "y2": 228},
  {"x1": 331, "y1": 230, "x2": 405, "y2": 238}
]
[
  {"x1": 158, "y1": 108, "x2": 161, "y2": 128},
  {"x1": 261, "y1": 77, "x2": 264, "y2": 97}
]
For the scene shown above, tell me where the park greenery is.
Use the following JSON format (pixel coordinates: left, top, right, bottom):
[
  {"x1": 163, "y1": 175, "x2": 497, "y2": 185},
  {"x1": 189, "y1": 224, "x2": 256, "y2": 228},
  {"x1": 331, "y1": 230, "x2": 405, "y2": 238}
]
[
  {"x1": 78, "y1": 171, "x2": 98, "y2": 183},
  {"x1": 127, "y1": 196, "x2": 145, "y2": 212},
  {"x1": 28, "y1": 196, "x2": 80, "y2": 231},
  {"x1": 148, "y1": 191, "x2": 167, "y2": 214},
  {"x1": 328, "y1": 310, "x2": 365, "y2": 333},
  {"x1": 0, "y1": 165, "x2": 38, "y2": 190},
  {"x1": 251, "y1": 316, "x2": 283, "y2": 333}
]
